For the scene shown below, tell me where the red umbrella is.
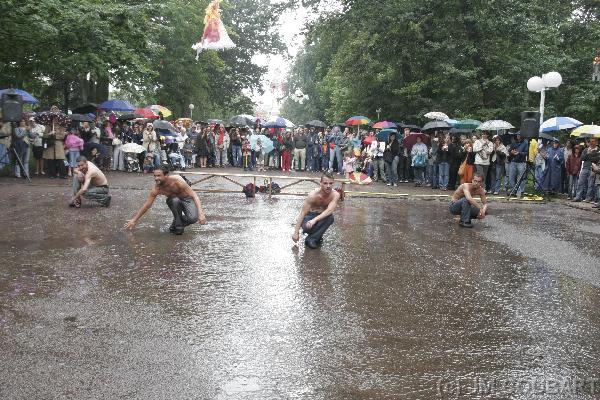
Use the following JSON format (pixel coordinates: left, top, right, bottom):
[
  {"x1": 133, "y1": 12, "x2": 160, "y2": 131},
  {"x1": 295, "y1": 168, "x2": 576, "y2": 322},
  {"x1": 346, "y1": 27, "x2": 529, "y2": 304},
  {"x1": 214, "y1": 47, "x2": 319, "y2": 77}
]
[
  {"x1": 134, "y1": 108, "x2": 158, "y2": 119},
  {"x1": 363, "y1": 133, "x2": 376, "y2": 145},
  {"x1": 402, "y1": 132, "x2": 430, "y2": 152}
]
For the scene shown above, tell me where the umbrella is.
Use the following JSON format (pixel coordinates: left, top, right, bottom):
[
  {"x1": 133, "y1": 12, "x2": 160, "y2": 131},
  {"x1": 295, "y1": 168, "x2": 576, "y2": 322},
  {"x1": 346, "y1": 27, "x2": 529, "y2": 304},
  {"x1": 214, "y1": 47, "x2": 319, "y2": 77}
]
[
  {"x1": 539, "y1": 132, "x2": 559, "y2": 141},
  {"x1": 348, "y1": 171, "x2": 372, "y2": 185},
  {"x1": 424, "y1": 111, "x2": 449, "y2": 120},
  {"x1": 363, "y1": 134, "x2": 376, "y2": 145},
  {"x1": 99, "y1": 100, "x2": 136, "y2": 112},
  {"x1": 454, "y1": 119, "x2": 482, "y2": 130},
  {"x1": 540, "y1": 116, "x2": 583, "y2": 132},
  {"x1": 121, "y1": 143, "x2": 146, "y2": 154},
  {"x1": 146, "y1": 105, "x2": 172, "y2": 118},
  {"x1": 264, "y1": 116, "x2": 295, "y2": 128},
  {"x1": 134, "y1": 108, "x2": 158, "y2": 119},
  {"x1": 83, "y1": 142, "x2": 108, "y2": 157},
  {"x1": 0, "y1": 88, "x2": 39, "y2": 104},
  {"x1": 445, "y1": 118, "x2": 458, "y2": 125},
  {"x1": 477, "y1": 120, "x2": 515, "y2": 130},
  {"x1": 422, "y1": 120, "x2": 452, "y2": 131},
  {"x1": 571, "y1": 125, "x2": 600, "y2": 137},
  {"x1": 69, "y1": 113, "x2": 95, "y2": 122},
  {"x1": 250, "y1": 134, "x2": 274, "y2": 154},
  {"x1": 35, "y1": 111, "x2": 71, "y2": 127},
  {"x1": 306, "y1": 120, "x2": 326, "y2": 128},
  {"x1": 402, "y1": 132, "x2": 430, "y2": 149},
  {"x1": 230, "y1": 115, "x2": 255, "y2": 126},
  {"x1": 372, "y1": 121, "x2": 397, "y2": 129},
  {"x1": 400, "y1": 124, "x2": 422, "y2": 131},
  {"x1": 345, "y1": 116, "x2": 371, "y2": 125},
  {"x1": 377, "y1": 128, "x2": 398, "y2": 141},
  {"x1": 72, "y1": 103, "x2": 98, "y2": 114},
  {"x1": 207, "y1": 118, "x2": 224, "y2": 125},
  {"x1": 449, "y1": 127, "x2": 474, "y2": 135},
  {"x1": 117, "y1": 114, "x2": 137, "y2": 121},
  {"x1": 153, "y1": 119, "x2": 175, "y2": 131}
]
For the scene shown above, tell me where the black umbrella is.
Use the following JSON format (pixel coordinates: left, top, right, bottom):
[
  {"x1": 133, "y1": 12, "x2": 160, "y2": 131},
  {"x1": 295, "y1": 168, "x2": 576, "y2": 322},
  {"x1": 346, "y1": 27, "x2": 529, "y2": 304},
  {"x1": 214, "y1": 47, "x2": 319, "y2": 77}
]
[
  {"x1": 153, "y1": 119, "x2": 174, "y2": 131},
  {"x1": 422, "y1": 120, "x2": 451, "y2": 131},
  {"x1": 70, "y1": 113, "x2": 95, "y2": 122},
  {"x1": 72, "y1": 103, "x2": 98, "y2": 114},
  {"x1": 449, "y1": 128, "x2": 474, "y2": 135},
  {"x1": 332, "y1": 122, "x2": 347, "y2": 128},
  {"x1": 83, "y1": 142, "x2": 108, "y2": 157},
  {"x1": 400, "y1": 124, "x2": 422, "y2": 132},
  {"x1": 118, "y1": 113, "x2": 137, "y2": 121},
  {"x1": 230, "y1": 115, "x2": 254, "y2": 126},
  {"x1": 306, "y1": 120, "x2": 326, "y2": 128}
]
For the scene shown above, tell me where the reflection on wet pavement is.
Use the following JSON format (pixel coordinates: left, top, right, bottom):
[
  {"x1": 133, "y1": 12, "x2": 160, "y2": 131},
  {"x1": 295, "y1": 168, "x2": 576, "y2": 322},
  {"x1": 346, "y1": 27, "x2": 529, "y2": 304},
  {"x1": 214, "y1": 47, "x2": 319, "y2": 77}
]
[{"x1": 1, "y1": 183, "x2": 600, "y2": 399}]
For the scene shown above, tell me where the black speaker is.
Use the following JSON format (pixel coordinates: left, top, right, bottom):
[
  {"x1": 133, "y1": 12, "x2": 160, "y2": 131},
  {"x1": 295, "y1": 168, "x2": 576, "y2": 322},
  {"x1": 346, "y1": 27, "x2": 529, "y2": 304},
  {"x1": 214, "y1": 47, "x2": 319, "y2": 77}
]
[
  {"x1": 1, "y1": 92, "x2": 23, "y2": 122},
  {"x1": 520, "y1": 111, "x2": 540, "y2": 139}
]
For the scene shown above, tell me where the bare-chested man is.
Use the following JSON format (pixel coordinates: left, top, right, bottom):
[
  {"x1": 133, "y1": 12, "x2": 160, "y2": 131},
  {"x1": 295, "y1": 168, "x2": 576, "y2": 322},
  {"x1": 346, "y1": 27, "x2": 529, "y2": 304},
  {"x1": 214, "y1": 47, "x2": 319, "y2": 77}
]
[
  {"x1": 123, "y1": 166, "x2": 206, "y2": 234},
  {"x1": 292, "y1": 171, "x2": 340, "y2": 249},
  {"x1": 69, "y1": 156, "x2": 111, "y2": 207},
  {"x1": 449, "y1": 172, "x2": 488, "y2": 228}
]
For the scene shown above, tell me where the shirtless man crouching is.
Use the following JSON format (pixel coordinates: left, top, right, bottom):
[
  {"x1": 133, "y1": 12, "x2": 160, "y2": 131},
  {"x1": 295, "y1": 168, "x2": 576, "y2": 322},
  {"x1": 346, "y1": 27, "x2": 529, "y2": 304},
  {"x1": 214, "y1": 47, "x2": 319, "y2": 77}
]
[
  {"x1": 69, "y1": 156, "x2": 111, "y2": 207},
  {"x1": 449, "y1": 172, "x2": 488, "y2": 228},
  {"x1": 292, "y1": 172, "x2": 340, "y2": 249},
  {"x1": 124, "y1": 166, "x2": 207, "y2": 234}
]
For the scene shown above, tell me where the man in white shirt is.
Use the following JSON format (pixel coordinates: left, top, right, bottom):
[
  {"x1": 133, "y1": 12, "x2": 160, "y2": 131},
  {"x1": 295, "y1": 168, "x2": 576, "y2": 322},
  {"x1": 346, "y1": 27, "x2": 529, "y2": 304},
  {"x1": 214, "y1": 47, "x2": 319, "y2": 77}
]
[
  {"x1": 369, "y1": 136, "x2": 386, "y2": 182},
  {"x1": 473, "y1": 132, "x2": 494, "y2": 191}
]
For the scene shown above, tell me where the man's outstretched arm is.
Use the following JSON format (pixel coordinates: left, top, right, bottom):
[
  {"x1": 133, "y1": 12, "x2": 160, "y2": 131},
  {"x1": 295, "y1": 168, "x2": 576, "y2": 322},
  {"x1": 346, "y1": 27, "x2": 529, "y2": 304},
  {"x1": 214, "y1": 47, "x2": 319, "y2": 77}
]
[{"x1": 124, "y1": 189, "x2": 158, "y2": 229}]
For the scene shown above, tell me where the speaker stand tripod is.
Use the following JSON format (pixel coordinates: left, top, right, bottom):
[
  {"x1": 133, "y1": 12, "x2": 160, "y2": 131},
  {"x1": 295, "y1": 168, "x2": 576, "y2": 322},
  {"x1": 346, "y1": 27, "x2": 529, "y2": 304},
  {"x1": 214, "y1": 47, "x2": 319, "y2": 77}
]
[
  {"x1": 507, "y1": 157, "x2": 545, "y2": 201},
  {"x1": 0, "y1": 123, "x2": 32, "y2": 183}
]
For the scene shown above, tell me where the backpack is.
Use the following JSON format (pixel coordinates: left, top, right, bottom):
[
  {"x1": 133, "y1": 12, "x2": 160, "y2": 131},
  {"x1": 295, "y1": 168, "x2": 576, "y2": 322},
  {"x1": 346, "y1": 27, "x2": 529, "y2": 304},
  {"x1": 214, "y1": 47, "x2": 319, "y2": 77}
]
[{"x1": 243, "y1": 183, "x2": 256, "y2": 198}]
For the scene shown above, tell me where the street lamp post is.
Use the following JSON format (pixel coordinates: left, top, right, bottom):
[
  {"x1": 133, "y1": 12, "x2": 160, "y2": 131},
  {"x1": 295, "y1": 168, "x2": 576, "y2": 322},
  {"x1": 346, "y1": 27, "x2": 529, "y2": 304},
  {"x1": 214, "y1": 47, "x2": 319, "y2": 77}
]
[
  {"x1": 527, "y1": 71, "x2": 562, "y2": 124},
  {"x1": 376, "y1": 107, "x2": 382, "y2": 120},
  {"x1": 189, "y1": 103, "x2": 195, "y2": 119}
]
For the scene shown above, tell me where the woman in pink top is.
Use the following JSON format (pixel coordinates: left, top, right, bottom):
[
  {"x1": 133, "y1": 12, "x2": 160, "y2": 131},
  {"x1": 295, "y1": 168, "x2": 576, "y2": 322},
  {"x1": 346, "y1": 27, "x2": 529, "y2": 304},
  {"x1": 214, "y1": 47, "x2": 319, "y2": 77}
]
[{"x1": 64, "y1": 128, "x2": 84, "y2": 177}]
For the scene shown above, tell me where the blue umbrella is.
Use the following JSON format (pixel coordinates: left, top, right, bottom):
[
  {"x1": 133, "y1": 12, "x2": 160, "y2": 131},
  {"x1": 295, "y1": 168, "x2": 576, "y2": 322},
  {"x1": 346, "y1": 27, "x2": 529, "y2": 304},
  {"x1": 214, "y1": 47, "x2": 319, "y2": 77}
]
[
  {"x1": 0, "y1": 88, "x2": 39, "y2": 104},
  {"x1": 377, "y1": 128, "x2": 398, "y2": 141},
  {"x1": 264, "y1": 116, "x2": 294, "y2": 128},
  {"x1": 99, "y1": 99, "x2": 135, "y2": 112},
  {"x1": 250, "y1": 134, "x2": 274, "y2": 154}
]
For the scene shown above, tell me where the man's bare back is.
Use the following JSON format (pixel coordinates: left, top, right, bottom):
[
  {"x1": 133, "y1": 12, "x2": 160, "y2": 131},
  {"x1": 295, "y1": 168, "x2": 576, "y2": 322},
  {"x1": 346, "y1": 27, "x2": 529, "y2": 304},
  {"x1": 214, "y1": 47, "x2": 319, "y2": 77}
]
[
  {"x1": 81, "y1": 161, "x2": 108, "y2": 187},
  {"x1": 152, "y1": 175, "x2": 191, "y2": 198}
]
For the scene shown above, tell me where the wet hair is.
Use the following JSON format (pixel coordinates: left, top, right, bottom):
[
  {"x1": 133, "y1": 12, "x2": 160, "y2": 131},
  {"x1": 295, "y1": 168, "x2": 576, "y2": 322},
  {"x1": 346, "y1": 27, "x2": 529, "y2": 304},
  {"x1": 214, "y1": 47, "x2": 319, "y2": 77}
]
[
  {"x1": 321, "y1": 171, "x2": 334, "y2": 181},
  {"x1": 154, "y1": 165, "x2": 170, "y2": 175},
  {"x1": 473, "y1": 172, "x2": 484, "y2": 181},
  {"x1": 76, "y1": 155, "x2": 87, "y2": 163}
]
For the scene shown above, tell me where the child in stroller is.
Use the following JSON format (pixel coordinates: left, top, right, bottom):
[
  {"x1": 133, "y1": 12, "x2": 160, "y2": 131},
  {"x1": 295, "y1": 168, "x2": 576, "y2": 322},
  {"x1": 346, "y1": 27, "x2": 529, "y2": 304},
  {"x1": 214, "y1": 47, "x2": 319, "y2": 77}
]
[
  {"x1": 124, "y1": 151, "x2": 140, "y2": 172},
  {"x1": 166, "y1": 141, "x2": 186, "y2": 171}
]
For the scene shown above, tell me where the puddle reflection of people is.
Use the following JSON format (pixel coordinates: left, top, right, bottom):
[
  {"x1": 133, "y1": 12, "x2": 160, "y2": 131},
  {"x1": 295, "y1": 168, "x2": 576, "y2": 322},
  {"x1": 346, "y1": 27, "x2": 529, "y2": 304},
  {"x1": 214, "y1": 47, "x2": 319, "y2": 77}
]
[
  {"x1": 448, "y1": 172, "x2": 488, "y2": 228},
  {"x1": 292, "y1": 172, "x2": 340, "y2": 249},
  {"x1": 69, "y1": 156, "x2": 111, "y2": 208},
  {"x1": 123, "y1": 166, "x2": 207, "y2": 235}
]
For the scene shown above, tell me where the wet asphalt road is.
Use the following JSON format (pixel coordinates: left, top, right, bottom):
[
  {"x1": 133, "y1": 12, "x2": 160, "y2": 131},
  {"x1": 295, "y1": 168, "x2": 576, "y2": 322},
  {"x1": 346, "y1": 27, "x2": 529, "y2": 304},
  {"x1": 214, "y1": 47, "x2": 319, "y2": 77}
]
[{"x1": 1, "y1": 174, "x2": 600, "y2": 399}]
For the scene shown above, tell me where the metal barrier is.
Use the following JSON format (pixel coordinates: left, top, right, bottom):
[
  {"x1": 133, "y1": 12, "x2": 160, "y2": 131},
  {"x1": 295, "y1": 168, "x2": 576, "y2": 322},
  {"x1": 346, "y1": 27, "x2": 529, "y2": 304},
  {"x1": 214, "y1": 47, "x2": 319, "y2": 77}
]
[{"x1": 174, "y1": 171, "x2": 348, "y2": 200}]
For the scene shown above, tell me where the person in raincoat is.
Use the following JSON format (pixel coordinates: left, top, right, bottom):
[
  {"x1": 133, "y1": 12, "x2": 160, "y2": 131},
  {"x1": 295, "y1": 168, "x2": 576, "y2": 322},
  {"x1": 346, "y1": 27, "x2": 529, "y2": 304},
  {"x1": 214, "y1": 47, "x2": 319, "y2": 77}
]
[
  {"x1": 541, "y1": 139, "x2": 564, "y2": 194},
  {"x1": 411, "y1": 136, "x2": 428, "y2": 186}
]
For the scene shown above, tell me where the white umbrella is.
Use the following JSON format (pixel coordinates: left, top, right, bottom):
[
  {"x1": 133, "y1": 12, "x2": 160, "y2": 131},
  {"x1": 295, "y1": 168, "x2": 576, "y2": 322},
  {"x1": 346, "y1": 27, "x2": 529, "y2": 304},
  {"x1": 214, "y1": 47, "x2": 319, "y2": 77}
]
[
  {"x1": 477, "y1": 120, "x2": 515, "y2": 131},
  {"x1": 424, "y1": 111, "x2": 449, "y2": 120},
  {"x1": 121, "y1": 143, "x2": 146, "y2": 154}
]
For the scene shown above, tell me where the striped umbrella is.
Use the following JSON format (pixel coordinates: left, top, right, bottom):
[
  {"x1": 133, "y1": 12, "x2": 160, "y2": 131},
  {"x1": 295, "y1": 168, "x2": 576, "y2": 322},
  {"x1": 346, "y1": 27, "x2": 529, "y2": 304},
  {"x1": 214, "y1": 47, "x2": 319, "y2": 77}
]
[
  {"x1": 146, "y1": 105, "x2": 172, "y2": 118},
  {"x1": 372, "y1": 120, "x2": 397, "y2": 129},
  {"x1": 345, "y1": 116, "x2": 371, "y2": 125},
  {"x1": 540, "y1": 116, "x2": 583, "y2": 132}
]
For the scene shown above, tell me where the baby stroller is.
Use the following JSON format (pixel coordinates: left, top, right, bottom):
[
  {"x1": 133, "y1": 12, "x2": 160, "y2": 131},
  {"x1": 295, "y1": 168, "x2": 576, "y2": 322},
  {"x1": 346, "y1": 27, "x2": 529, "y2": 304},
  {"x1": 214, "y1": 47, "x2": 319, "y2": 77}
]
[
  {"x1": 166, "y1": 142, "x2": 186, "y2": 171},
  {"x1": 121, "y1": 143, "x2": 145, "y2": 172}
]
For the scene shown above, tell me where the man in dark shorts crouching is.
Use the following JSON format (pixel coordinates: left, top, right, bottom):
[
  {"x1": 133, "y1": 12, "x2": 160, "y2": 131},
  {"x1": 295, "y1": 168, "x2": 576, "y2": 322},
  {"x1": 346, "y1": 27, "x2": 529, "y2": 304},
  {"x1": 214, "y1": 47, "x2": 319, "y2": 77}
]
[
  {"x1": 292, "y1": 171, "x2": 340, "y2": 249},
  {"x1": 449, "y1": 172, "x2": 488, "y2": 228},
  {"x1": 124, "y1": 166, "x2": 206, "y2": 234}
]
